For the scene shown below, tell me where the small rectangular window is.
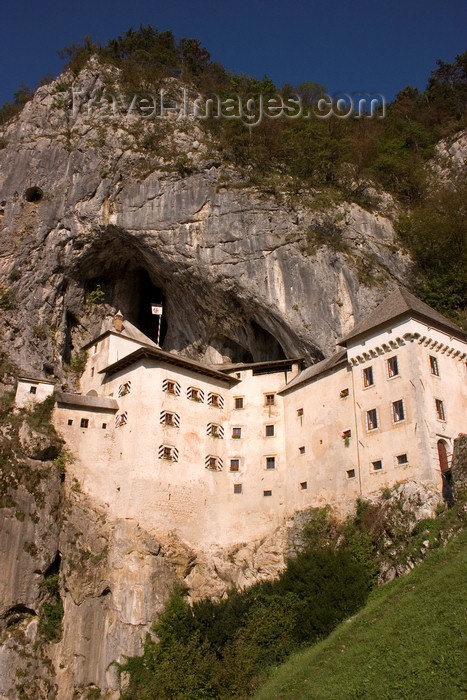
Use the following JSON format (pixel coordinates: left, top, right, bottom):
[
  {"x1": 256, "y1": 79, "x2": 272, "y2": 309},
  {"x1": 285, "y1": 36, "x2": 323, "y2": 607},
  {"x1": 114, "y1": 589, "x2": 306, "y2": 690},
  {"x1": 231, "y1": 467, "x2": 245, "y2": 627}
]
[
  {"x1": 300, "y1": 481, "x2": 308, "y2": 490},
  {"x1": 80, "y1": 418, "x2": 89, "y2": 429},
  {"x1": 340, "y1": 388, "x2": 349, "y2": 399},
  {"x1": 265, "y1": 394, "x2": 275, "y2": 406},
  {"x1": 266, "y1": 456, "x2": 276, "y2": 470},
  {"x1": 363, "y1": 367, "x2": 374, "y2": 388},
  {"x1": 67, "y1": 419, "x2": 73, "y2": 426},
  {"x1": 265, "y1": 425, "x2": 275, "y2": 437},
  {"x1": 396, "y1": 453, "x2": 408, "y2": 465},
  {"x1": 233, "y1": 483, "x2": 242, "y2": 494},
  {"x1": 101, "y1": 423, "x2": 107, "y2": 429},
  {"x1": 430, "y1": 355, "x2": 439, "y2": 376},
  {"x1": 299, "y1": 446, "x2": 305, "y2": 454},
  {"x1": 297, "y1": 408, "x2": 303, "y2": 417},
  {"x1": 93, "y1": 343, "x2": 98, "y2": 354},
  {"x1": 263, "y1": 490, "x2": 272, "y2": 497},
  {"x1": 392, "y1": 399, "x2": 405, "y2": 423},
  {"x1": 372, "y1": 460, "x2": 383, "y2": 471},
  {"x1": 29, "y1": 386, "x2": 37, "y2": 394},
  {"x1": 208, "y1": 392, "x2": 224, "y2": 408},
  {"x1": 234, "y1": 397, "x2": 244, "y2": 409},
  {"x1": 367, "y1": 409, "x2": 378, "y2": 431},
  {"x1": 435, "y1": 399, "x2": 446, "y2": 421},
  {"x1": 119, "y1": 381, "x2": 131, "y2": 397},
  {"x1": 232, "y1": 427, "x2": 241, "y2": 439},
  {"x1": 163, "y1": 379, "x2": 180, "y2": 396},
  {"x1": 230, "y1": 459, "x2": 239, "y2": 472},
  {"x1": 187, "y1": 387, "x2": 204, "y2": 402},
  {"x1": 387, "y1": 356, "x2": 399, "y2": 378},
  {"x1": 347, "y1": 469, "x2": 356, "y2": 479},
  {"x1": 90, "y1": 367, "x2": 95, "y2": 377}
]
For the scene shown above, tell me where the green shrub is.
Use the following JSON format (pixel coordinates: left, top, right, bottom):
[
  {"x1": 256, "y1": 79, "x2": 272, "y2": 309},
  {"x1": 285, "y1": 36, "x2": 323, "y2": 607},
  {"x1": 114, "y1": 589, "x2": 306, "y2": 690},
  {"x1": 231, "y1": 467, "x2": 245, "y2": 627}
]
[
  {"x1": 38, "y1": 600, "x2": 63, "y2": 642},
  {"x1": 0, "y1": 286, "x2": 15, "y2": 310},
  {"x1": 88, "y1": 283, "x2": 105, "y2": 305}
]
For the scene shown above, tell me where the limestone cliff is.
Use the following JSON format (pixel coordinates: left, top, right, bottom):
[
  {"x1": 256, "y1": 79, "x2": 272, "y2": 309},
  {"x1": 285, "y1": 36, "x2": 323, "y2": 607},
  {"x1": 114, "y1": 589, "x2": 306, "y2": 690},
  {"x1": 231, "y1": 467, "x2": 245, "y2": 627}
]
[{"x1": 0, "y1": 60, "x2": 421, "y2": 698}]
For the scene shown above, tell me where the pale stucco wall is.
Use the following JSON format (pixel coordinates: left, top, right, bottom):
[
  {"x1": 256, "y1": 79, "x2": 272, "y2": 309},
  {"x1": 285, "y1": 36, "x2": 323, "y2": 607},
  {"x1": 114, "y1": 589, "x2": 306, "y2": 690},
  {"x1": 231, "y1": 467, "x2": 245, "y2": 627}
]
[
  {"x1": 15, "y1": 379, "x2": 55, "y2": 409},
  {"x1": 53, "y1": 317, "x2": 467, "y2": 549}
]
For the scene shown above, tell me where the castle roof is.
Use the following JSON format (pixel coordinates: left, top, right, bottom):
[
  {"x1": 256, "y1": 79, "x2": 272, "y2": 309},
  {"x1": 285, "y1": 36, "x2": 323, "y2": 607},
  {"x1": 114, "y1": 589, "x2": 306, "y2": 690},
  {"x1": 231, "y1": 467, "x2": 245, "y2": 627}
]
[
  {"x1": 278, "y1": 349, "x2": 348, "y2": 394},
  {"x1": 82, "y1": 318, "x2": 158, "y2": 351},
  {"x1": 337, "y1": 287, "x2": 466, "y2": 346},
  {"x1": 99, "y1": 347, "x2": 240, "y2": 384},
  {"x1": 211, "y1": 358, "x2": 303, "y2": 374},
  {"x1": 56, "y1": 392, "x2": 119, "y2": 411}
]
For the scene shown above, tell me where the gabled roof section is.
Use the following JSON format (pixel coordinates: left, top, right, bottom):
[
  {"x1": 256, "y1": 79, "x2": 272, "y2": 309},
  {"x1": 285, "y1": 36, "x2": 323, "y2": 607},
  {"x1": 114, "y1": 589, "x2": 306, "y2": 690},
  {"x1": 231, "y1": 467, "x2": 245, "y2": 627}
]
[
  {"x1": 337, "y1": 287, "x2": 467, "y2": 346},
  {"x1": 82, "y1": 318, "x2": 158, "y2": 351},
  {"x1": 99, "y1": 347, "x2": 240, "y2": 385},
  {"x1": 278, "y1": 349, "x2": 348, "y2": 394}
]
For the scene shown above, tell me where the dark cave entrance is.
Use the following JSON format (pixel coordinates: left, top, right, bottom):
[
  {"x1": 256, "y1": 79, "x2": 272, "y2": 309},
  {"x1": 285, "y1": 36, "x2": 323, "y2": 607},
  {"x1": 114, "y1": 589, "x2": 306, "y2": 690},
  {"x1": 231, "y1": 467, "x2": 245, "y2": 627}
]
[{"x1": 135, "y1": 268, "x2": 167, "y2": 346}]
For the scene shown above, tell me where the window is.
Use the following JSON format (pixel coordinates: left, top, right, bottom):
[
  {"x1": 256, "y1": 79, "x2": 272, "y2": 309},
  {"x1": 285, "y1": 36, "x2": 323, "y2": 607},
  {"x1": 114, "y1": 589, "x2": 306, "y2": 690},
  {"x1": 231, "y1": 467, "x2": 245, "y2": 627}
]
[
  {"x1": 67, "y1": 419, "x2": 73, "y2": 426},
  {"x1": 118, "y1": 381, "x2": 131, "y2": 397},
  {"x1": 372, "y1": 460, "x2": 383, "y2": 471},
  {"x1": 234, "y1": 397, "x2": 244, "y2": 409},
  {"x1": 347, "y1": 469, "x2": 356, "y2": 479},
  {"x1": 29, "y1": 386, "x2": 37, "y2": 394},
  {"x1": 340, "y1": 388, "x2": 349, "y2": 399},
  {"x1": 266, "y1": 456, "x2": 276, "y2": 470},
  {"x1": 232, "y1": 427, "x2": 241, "y2": 439},
  {"x1": 300, "y1": 481, "x2": 308, "y2": 490},
  {"x1": 297, "y1": 408, "x2": 303, "y2": 417},
  {"x1": 435, "y1": 399, "x2": 446, "y2": 421},
  {"x1": 101, "y1": 423, "x2": 107, "y2": 429},
  {"x1": 230, "y1": 459, "x2": 240, "y2": 472},
  {"x1": 93, "y1": 343, "x2": 98, "y2": 354},
  {"x1": 430, "y1": 355, "x2": 439, "y2": 376},
  {"x1": 115, "y1": 412, "x2": 128, "y2": 428},
  {"x1": 205, "y1": 455, "x2": 223, "y2": 471},
  {"x1": 90, "y1": 367, "x2": 94, "y2": 377},
  {"x1": 80, "y1": 418, "x2": 89, "y2": 429},
  {"x1": 396, "y1": 453, "x2": 408, "y2": 466},
  {"x1": 233, "y1": 483, "x2": 242, "y2": 494},
  {"x1": 207, "y1": 423, "x2": 224, "y2": 438},
  {"x1": 363, "y1": 367, "x2": 374, "y2": 388},
  {"x1": 387, "y1": 356, "x2": 399, "y2": 378},
  {"x1": 187, "y1": 387, "x2": 204, "y2": 402},
  {"x1": 299, "y1": 446, "x2": 306, "y2": 454},
  {"x1": 366, "y1": 409, "x2": 378, "y2": 431},
  {"x1": 163, "y1": 379, "x2": 180, "y2": 396},
  {"x1": 160, "y1": 411, "x2": 180, "y2": 428},
  {"x1": 208, "y1": 392, "x2": 224, "y2": 408},
  {"x1": 392, "y1": 399, "x2": 405, "y2": 423},
  {"x1": 263, "y1": 490, "x2": 272, "y2": 497},
  {"x1": 265, "y1": 425, "x2": 275, "y2": 437},
  {"x1": 265, "y1": 394, "x2": 275, "y2": 406},
  {"x1": 158, "y1": 444, "x2": 179, "y2": 462}
]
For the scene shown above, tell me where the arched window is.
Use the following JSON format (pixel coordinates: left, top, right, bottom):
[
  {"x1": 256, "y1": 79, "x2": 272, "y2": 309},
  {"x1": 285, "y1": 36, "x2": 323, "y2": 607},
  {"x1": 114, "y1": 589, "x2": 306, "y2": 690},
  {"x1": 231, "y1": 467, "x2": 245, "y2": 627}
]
[{"x1": 437, "y1": 440, "x2": 449, "y2": 472}]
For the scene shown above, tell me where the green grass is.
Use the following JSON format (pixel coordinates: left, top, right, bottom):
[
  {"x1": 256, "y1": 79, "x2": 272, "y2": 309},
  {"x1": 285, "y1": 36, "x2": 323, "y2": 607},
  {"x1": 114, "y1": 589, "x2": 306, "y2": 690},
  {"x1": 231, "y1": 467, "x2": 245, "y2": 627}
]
[{"x1": 255, "y1": 529, "x2": 467, "y2": 700}]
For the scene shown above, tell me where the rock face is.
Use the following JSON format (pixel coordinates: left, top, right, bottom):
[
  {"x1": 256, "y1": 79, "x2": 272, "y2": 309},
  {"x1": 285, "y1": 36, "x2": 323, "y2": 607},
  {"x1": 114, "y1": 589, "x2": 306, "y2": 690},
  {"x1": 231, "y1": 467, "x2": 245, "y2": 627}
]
[
  {"x1": 0, "y1": 62, "x2": 410, "y2": 379},
  {"x1": 0, "y1": 62, "x2": 417, "y2": 698}
]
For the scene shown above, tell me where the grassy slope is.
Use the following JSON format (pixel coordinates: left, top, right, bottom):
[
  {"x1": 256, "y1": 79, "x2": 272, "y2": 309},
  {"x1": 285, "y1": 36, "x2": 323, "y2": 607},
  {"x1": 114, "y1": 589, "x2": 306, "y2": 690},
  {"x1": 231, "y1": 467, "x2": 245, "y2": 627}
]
[{"x1": 255, "y1": 529, "x2": 467, "y2": 700}]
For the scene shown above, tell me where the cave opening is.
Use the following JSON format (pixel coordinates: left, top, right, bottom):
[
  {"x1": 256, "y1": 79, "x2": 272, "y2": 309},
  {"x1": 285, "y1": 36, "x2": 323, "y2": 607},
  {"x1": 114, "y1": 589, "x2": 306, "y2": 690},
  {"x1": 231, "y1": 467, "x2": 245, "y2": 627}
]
[
  {"x1": 250, "y1": 321, "x2": 286, "y2": 362},
  {"x1": 135, "y1": 268, "x2": 167, "y2": 346}
]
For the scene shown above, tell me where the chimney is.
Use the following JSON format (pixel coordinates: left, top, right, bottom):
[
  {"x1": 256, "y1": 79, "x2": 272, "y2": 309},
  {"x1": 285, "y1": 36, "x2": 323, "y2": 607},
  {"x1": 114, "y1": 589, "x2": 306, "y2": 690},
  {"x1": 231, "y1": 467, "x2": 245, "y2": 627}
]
[{"x1": 114, "y1": 310, "x2": 123, "y2": 332}]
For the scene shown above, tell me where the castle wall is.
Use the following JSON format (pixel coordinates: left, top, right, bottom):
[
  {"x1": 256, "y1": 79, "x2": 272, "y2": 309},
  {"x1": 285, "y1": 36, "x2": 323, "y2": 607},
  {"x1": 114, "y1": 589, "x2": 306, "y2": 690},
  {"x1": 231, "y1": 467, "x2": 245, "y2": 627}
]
[
  {"x1": 282, "y1": 362, "x2": 361, "y2": 510},
  {"x1": 53, "y1": 315, "x2": 467, "y2": 550}
]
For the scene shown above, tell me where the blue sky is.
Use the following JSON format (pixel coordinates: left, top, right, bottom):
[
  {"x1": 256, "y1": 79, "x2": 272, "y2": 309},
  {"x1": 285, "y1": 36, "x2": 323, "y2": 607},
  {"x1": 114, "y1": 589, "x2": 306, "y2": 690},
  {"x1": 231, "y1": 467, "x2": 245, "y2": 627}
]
[{"x1": 1, "y1": 0, "x2": 466, "y2": 106}]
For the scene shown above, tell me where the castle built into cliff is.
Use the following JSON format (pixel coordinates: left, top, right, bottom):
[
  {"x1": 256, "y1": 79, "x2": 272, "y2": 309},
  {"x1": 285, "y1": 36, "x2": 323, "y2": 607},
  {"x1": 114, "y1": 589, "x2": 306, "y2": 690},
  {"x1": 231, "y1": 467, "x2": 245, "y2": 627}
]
[{"x1": 16, "y1": 288, "x2": 467, "y2": 547}]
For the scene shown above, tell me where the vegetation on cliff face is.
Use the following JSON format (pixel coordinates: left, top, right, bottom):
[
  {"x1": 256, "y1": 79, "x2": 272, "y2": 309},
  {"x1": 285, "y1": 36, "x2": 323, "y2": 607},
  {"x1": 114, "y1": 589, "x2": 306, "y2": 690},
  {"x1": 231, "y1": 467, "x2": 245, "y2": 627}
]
[
  {"x1": 1, "y1": 27, "x2": 465, "y2": 326},
  {"x1": 119, "y1": 487, "x2": 467, "y2": 699}
]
